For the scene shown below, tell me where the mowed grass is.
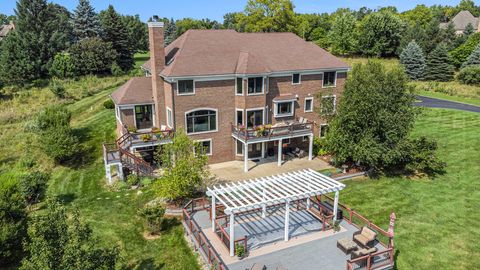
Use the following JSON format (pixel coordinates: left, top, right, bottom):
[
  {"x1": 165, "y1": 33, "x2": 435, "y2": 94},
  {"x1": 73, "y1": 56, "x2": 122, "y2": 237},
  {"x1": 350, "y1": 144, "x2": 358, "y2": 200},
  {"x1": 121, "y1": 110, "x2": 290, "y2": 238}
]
[{"x1": 339, "y1": 108, "x2": 480, "y2": 270}]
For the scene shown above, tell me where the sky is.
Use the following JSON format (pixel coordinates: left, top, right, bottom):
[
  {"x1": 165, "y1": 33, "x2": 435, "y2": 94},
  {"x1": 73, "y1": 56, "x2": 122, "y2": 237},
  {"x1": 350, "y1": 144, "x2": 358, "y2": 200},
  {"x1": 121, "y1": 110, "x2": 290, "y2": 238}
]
[{"x1": 0, "y1": 0, "x2": 466, "y2": 22}]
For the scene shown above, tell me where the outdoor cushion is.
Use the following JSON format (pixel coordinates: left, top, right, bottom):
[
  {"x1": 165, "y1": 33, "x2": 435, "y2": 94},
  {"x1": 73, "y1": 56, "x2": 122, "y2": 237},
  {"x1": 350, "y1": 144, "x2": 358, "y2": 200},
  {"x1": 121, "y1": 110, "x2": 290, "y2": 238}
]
[{"x1": 353, "y1": 227, "x2": 377, "y2": 246}]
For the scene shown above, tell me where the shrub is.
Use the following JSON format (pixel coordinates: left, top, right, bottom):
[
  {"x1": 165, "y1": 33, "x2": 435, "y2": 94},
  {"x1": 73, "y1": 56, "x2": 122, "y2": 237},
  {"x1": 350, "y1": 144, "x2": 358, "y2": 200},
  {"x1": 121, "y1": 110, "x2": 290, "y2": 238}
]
[
  {"x1": 126, "y1": 174, "x2": 139, "y2": 186},
  {"x1": 40, "y1": 127, "x2": 81, "y2": 164},
  {"x1": 110, "y1": 62, "x2": 124, "y2": 76},
  {"x1": 34, "y1": 105, "x2": 71, "y2": 131},
  {"x1": 69, "y1": 37, "x2": 117, "y2": 76},
  {"x1": 139, "y1": 177, "x2": 152, "y2": 187},
  {"x1": 235, "y1": 243, "x2": 245, "y2": 258},
  {"x1": 103, "y1": 99, "x2": 115, "y2": 109},
  {"x1": 457, "y1": 65, "x2": 480, "y2": 85},
  {"x1": 137, "y1": 199, "x2": 166, "y2": 234},
  {"x1": 461, "y1": 44, "x2": 480, "y2": 68},
  {"x1": 114, "y1": 180, "x2": 128, "y2": 191},
  {"x1": 50, "y1": 81, "x2": 66, "y2": 98},
  {"x1": 49, "y1": 52, "x2": 75, "y2": 79},
  {"x1": 313, "y1": 137, "x2": 328, "y2": 156},
  {"x1": 397, "y1": 137, "x2": 446, "y2": 175},
  {"x1": 18, "y1": 171, "x2": 49, "y2": 205},
  {"x1": 449, "y1": 32, "x2": 480, "y2": 67}
]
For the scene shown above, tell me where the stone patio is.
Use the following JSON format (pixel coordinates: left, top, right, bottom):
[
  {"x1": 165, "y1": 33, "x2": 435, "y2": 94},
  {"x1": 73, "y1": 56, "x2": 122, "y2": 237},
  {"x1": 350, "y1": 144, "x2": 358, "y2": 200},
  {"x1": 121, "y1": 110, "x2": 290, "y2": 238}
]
[{"x1": 209, "y1": 157, "x2": 332, "y2": 181}]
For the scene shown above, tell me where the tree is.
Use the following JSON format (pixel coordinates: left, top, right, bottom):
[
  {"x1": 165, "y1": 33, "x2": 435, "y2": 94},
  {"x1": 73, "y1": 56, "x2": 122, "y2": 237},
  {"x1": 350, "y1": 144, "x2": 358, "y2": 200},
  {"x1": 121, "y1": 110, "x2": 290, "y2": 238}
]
[
  {"x1": 164, "y1": 18, "x2": 177, "y2": 46},
  {"x1": 154, "y1": 129, "x2": 209, "y2": 202},
  {"x1": 138, "y1": 199, "x2": 166, "y2": 235},
  {"x1": 457, "y1": 65, "x2": 480, "y2": 85},
  {"x1": 73, "y1": 0, "x2": 102, "y2": 40},
  {"x1": 20, "y1": 199, "x2": 119, "y2": 270},
  {"x1": 100, "y1": 5, "x2": 134, "y2": 71},
  {"x1": 401, "y1": 4, "x2": 433, "y2": 28},
  {"x1": 400, "y1": 40, "x2": 426, "y2": 80},
  {"x1": 425, "y1": 43, "x2": 455, "y2": 81},
  {"x1": 449, "y1": 33, "x2": 480, "y2": 67},
  {"x1": 223, "y1": 12, "x2": 240, "y2": 30},
  {"x1": 398, "y1": 23, "x2": 428, "y2": 54},
  {"x1": 0, "y1": 32, "x2": 34, "y2": 85},
  {"x1": 440, "y1": 22, "x2": 457, "y2": 50},
  {"x1": 456, "y1": 0, "x2": 480, "y2": 17},
  {"x1": 461, "y1": 44, "x2": 480, "y2": 67},
  {"x1": 69, "y1": 38, "x2": 117, "y2": 75},
  {"x1": 49, "y1": 53, "x2": 75, "y2": 79},
  {"x1": 358, "y1": 11, "x2": 406, "y2": 56},
  {"x1": 122, "y1": 15, "x2": 148, "y2": 52},
  {"x1": 19, "y1": 171, "x2": 49, "y2": 205},
  {"x1": 423, "y1": 18, "x2": 443, "y2": 54},
  {"x1": 237, "y1": 0, "x2": 297, "y2": 33},
  {"x1": 328, "y1": 12, "x2": 358, "y2": 55},
  {"x1": 0, "y1": 178, "x2": 27, "y2": 265},
  {"x1": 464, "y1": 23, "x2": 475, "y2": 37},
  {"x1": 325, "y1": 61, "x2": 417, "y2": 171}
]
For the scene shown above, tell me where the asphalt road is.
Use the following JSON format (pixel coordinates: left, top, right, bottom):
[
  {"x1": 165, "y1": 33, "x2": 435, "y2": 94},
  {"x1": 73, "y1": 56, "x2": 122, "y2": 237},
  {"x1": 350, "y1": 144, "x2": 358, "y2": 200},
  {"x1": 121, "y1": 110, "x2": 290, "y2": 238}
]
[{"x1": 414, "y1": 95, "x2": 480, "y2": 113}]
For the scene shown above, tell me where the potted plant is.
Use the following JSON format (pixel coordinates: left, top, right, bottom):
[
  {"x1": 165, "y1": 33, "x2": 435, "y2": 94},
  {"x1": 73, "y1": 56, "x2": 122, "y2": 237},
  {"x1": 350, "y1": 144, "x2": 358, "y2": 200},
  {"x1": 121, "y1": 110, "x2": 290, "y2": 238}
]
[
  {"x1": 127, "y1": 126, "x2": 137, "y2": 133},
  {"x1": 235, "y1": 243, "x2": 245, "y2": 259},
  {"x1": 140, "y1": 134, "x2": 152, "y2": 142},
  {"x1": 254, "y1": 125, "x2": 265, "y2": 137},
  {"x1": 151, "y1": 127, "x2": 161, "y2": 133},
  {"x1": 333, "y1": 220, "x2": 341, "y2": 233}
]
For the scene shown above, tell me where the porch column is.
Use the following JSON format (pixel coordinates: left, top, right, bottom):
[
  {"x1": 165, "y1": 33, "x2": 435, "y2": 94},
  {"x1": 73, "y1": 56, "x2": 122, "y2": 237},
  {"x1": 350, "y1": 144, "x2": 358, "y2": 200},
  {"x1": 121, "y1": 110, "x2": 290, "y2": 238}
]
[
  {"x1": 211, "y1": 196, "x2": 216, "y2": 232},
  {"x1": 277, "y1": 139, "x2": 282, "y2": 166},
  {"x1": 284, "y1": 200, "x2": 290, "y2": 241},
  {"x1": 261, "y1": 142, "x2": 265, "y2": 158},
  {"x1": 244, "y1": 142, "x2": 249, "y2": 172},
  {"x1": 229, "y1": 213, "x2": 235, "y2": 256},
  {"x1": 105, "y1": 165, "x2": 112, "y2": 184},
  {"x1": 308, "y1": 134, "x2": 313, "y2": 161},
  {"x1": 333, "y1": 190, "x2": 339, "y2": 222},
  {"x1": 117, "y1": 164, "x2": 124, "y2": 180},
  {"x1": 262, "y1": 188, "x2": 266, "y2": 218}
]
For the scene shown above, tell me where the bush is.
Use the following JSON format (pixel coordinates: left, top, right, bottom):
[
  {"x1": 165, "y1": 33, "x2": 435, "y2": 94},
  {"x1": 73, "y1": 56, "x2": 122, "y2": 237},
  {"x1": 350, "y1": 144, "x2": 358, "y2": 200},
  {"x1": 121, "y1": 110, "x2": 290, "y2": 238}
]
[
  {"x1": 103, "y1": 99, "x2": 115, "y2": 109},
  {"x1": 449, "y1": 32, "x2": 480, "y2": 67},
  {"x1": 457, "y1": 65, "x2": 480, "y2": 85},
  {"x1": 126, "y1": 174, "x2": 139, "y2": 186},
  {"x1": 49, "y1": 52, "x2": 75, "y2": 79},
  {"x1": 110, "y1": 62, "x2": 124, "y2": 76},
  {"x1": 34, "y1": 105, "x2": 71, "y2": 131},
  {"x1": 69, "y1": 38, "x2": 117, "y2": 76},
  {"x1": 398, "y1": 137, "x2": 446, "y2": 175},
  {"x1": 40, "y1": 127, "x2": 81, "y2": 164},
  {"x1": 50, "y1": 81, "x2": 66, "y2": 98},
  {"x1": 137, "y1": 199, "x2": 166, "y2": 234},
  {"x1": 18, "y1": 171, "x2": 49, "y2": 204},
  {"x1": 313, "y1": 137, "x2": 328, "y2": 156},
  {"x1": 235, "y1": 243, "x2": 245, "y2": 258},
  {"x1": 139, "y1": 177, "x2": 152, "y2": 187}
]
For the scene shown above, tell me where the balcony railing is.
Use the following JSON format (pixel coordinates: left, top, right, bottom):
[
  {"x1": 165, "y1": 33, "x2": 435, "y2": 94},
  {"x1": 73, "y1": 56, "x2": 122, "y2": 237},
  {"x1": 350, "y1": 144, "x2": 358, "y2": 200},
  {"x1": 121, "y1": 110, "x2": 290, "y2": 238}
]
[
  {"x1": 231, "y1": 120, "x2": 314, "y2": 142},
  {"x1": 121, "y1": 125, "x2": 174, "y2": 146}
]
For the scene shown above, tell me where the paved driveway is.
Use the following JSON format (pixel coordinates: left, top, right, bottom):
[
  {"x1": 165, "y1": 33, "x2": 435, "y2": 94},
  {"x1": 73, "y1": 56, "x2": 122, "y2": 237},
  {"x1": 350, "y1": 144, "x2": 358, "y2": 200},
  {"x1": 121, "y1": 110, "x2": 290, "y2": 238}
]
[{"x1": 415, "y1": 95, "x2": 480, "y2": 113}]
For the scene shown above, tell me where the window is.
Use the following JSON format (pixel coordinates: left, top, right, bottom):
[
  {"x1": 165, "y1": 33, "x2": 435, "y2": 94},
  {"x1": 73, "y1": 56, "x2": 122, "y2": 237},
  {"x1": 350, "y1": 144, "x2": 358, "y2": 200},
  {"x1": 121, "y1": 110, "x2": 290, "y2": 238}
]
[
  {"x1": 178, "y1": 80, "x2": 194, "y2": 95},
  {"x1": 304, "y1": 97, "x2": 313, "y2": 112},
  {"x1": 247, "y1": 77, "x2": 263, "y2": 94},
  {"x1": 274, "y1": 101, "x2": 294, "y2": 117},
  {"x1": 246, "y1": 109, "x2": 264, "y2": 128},
  {"x1": 195, "y1": 139, "x2": 212, "y2": 155},
  {"x1": 236, "y1": 109, "x2": 243, "y2": 126},
  {"x1": 292, "y1": 73, "x2": 301, "y2": 84},
  {"x1": 186, "y1": 109, "x2": 217, "y2": 134},
  {"x1": 321, "y1": 95, "x2": 336, "y2": 114},
  {"x1": 236, "y1": 140, "x2": 243, "y2": 156},
  {"x1": 135, "y1": 105, "x2": 153, "y2": 129},
  {"x1": 320, "y1": 124, "x2": 329, "y2": 138},
  {"x1": 323, "y1": 72, "x2": 336, "y2": 87},
  {"x1": 166, "y1": 107, "x2": 173, "y2": 128},
  {"x1": 236, "y1": 78, "x2": 243, "y2": 95}
]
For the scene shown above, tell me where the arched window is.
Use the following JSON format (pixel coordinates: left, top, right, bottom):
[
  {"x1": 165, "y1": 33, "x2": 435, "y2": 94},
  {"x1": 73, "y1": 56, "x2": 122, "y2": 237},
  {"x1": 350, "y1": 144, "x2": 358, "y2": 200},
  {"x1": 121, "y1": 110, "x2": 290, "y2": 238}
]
[{"x1": 185, "y1": 109, "x2": 217, "y2": 134}]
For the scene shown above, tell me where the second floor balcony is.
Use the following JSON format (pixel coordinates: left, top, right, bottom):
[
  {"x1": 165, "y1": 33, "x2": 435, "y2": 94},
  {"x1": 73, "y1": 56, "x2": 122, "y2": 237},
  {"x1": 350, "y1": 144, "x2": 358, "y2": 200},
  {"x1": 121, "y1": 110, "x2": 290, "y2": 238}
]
[{"x1": 231, "y1": 118, "x2": 314, "y2": 143}]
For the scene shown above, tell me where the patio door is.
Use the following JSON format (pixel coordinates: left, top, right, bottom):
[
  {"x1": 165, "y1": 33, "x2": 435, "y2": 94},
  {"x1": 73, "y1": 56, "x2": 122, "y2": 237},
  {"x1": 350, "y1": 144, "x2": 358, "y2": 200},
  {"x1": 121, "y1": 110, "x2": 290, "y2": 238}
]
[
  {"x1": 135, "y1": 105, "x2": 153, "y2": 130},
  {"x1": 247, "y1": 109, "x2": 264, "y2": 128},
  {"x1": 248, "y1": 143, "x2": 262, "y2": 159}
]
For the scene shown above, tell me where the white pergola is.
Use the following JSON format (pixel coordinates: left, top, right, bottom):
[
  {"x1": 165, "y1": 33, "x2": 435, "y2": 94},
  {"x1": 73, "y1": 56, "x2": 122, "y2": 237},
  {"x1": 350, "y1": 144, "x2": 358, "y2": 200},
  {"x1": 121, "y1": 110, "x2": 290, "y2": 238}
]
[{"x1": 206, "y1": 168, "x2": 346, "y2": 256}]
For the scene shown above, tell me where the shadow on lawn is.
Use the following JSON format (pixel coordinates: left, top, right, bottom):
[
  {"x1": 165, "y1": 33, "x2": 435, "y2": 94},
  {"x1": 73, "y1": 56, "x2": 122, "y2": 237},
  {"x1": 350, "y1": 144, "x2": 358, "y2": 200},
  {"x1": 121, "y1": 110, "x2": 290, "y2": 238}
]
[
  {"x1": 133, "y1": 258, "x2": 165, "y2": 269},
  {"x1": 61, "y1": 126, "x2": 98, "y2": 169},
  {"x1": 56, "y1": 193, "x2": 77, "y2": 205}
]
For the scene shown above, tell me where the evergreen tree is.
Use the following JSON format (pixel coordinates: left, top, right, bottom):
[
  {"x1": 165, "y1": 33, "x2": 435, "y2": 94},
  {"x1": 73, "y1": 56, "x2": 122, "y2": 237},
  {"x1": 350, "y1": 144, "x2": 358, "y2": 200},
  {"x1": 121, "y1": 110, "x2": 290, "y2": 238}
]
[
  {"x1": 73, "y1": 0, "x2": 102, "y2": 40},
  {"x1": 398, "y1": 23, "x2": 428, "y2": 55},
  {"x1": 464, "y1": 23, "x2": 475, "y2": 37},
  {"x1": 425, "y1": 43, "x2": 454, "y2": 81},
  {"x1": 423, "y1": 18, "x2": 442, "y2": 54},
  {"x1": 440, "y1": 22, "x2": 457, "y2": 50},
  {"x1": 462, "y1": 44, "x2": 480, "y2": 67},
  {"x1": 164, "y1": 18, "x2": 177, "y2": 46},
  {"x1": 0, "y1": 32, "x2": 35, "y2": 85},
  {"x1": 100, "y1": 5, "x2": 133, "y2": 71},
  {"x1": 400, "y1": 40, "x2": 426, "y2": 80},
  {"x1": 122, "y1": 15, "x2": 148, "y2": 52},
  {"x1": 328, "y1": 12, "x2": 358, "y2": 56}
]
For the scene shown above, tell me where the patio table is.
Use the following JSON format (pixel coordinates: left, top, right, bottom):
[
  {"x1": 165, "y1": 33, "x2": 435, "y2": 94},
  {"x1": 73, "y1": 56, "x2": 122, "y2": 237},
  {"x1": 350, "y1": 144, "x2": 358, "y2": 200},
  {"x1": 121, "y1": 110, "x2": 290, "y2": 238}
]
[{"x1": 337, "y1": 238, "x2": 358, "y2": 254}]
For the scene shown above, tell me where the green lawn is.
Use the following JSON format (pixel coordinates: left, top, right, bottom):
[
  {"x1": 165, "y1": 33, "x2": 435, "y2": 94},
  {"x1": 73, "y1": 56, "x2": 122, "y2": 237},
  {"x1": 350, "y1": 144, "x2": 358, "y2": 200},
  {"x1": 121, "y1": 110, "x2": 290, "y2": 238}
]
[{"x1": 340, "y1": 108, "x2": 480, "y2": 270}]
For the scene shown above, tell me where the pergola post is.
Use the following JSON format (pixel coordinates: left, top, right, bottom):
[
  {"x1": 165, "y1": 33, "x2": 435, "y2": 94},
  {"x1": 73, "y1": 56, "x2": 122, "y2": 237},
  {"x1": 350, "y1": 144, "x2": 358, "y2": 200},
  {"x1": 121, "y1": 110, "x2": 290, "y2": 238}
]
[
  {"x1": 333, "y1": 190, "x2": 339, "y2": 222},
  {"x1": 244, "y1": 142, "x2": 248, "y2": 172},
  {"x1": 262, "y1": 188, "x2": 266, "y2": 218},
  {"x1": 229, "y1": 213, "x2": 235, "y2": 256},
  {"x1": 277, "y1": 139, "x2": 283, "y2": 166},
  {"x1": 284, "y1": 200, "x2": 290, "y2": 241},
  {"x1": 211, "y1": 196, "x2": 216, "y2": 232},
  {"x1": 308, "y1": 134, "x2": 313, "y2": 161}
]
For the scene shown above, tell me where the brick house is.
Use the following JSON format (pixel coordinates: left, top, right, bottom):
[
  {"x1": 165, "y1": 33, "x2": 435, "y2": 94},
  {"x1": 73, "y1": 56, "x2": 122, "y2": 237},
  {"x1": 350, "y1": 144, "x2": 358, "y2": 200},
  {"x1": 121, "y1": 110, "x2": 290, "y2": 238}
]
[{"x1": 103, "y1": 22, "x2": 349, "y2": 182}]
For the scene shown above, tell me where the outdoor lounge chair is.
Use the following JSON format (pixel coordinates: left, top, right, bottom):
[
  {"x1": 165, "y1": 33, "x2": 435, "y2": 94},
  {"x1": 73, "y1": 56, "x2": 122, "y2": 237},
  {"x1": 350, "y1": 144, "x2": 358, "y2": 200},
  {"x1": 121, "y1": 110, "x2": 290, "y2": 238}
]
[
  {"x1": 351, "y1": 246, "x2": 378, "y2": 259},
  {"x1": 250, "y1": 264, "x2": 266, "y2": 270},
  {"x1": 353, "y1": 226, "x2": 377, "y2": 248}
]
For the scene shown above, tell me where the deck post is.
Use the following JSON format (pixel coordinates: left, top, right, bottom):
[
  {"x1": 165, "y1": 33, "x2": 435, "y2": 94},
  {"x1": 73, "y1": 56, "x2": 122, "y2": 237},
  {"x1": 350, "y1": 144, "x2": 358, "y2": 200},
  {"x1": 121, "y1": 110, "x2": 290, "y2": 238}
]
[
  {"x1": 333, "y1": 190, "x2": 339, "y2": 222},
  {"x1": 117, "y1": 164, "x2": 124, "y2": 180},
  {"x1": 284, "y1": 200, "x2": 290, "y2": 241},
  {"x1": 261, "y1": 142, "x2": 265, "y2": 158},
  {"x1": 229, "y1": 213, "x2": 235, "y2": 256},
  {"x1": 244, "y1": 142, "x2": 248, "y2": 172},
  {"x1": 308, "y1": 134, "x2": 313, "y2": 161},
  {"x1": 211, "y1": 196, "x2": 216, "y2": 232},
  {"x1": 105, "y1": 164, "x2": 112, "y2": 184},
  {"x1": 277, "y1": 139, "x2": 282, "y2": 166}
]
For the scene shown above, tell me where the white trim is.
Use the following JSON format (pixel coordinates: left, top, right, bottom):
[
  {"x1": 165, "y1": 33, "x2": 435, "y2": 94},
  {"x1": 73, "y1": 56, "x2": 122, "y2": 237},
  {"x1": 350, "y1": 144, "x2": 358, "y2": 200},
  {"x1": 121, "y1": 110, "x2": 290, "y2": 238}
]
[
  {"x1": 166, "y1": 107, "x2": 173, "y2": 128},
  {"x1": 185, "y1": 108, "x2": 219, "y2": 135},
  {"x1": 292, "y1": 73, "x2": 301, "y2": 85},
  {"x1": 322, "y1": 71, "x2": 337, "y2": 88},
  {"x1": 283, "y1": 138, "x2": 291, "y2": 144},
  {"x1": 235, "y1": 77, "x2": 244, "y2": 96},
  {"x1": 148, "y1": 22, "x2": 164, "y2": 28},
  {"x1": 246, "y1": 107, "x2": 265, "y2": 128},
  {"x1": 177, "y1": 79, "x2": 195, "y2": 96},
  {"x1": 195, "y1": 138, "x2": 213, "y2": 156},
  {"x1": 235, "y1": 108, "x2": 244, "y2": 126},
  {"x1": 321, "y1": 95, "x2": 337, "y2": 114},
  {"x1": 274, "y1": 100, "x2": 295, "y2": 118},
  {"x1": 246, "y1": 77, "x2": 264, "y2": 96},
  {"x1": 115, "y1": 106, "x2": 121, "y2": 122},
  {"x1": 304, "y1": 97, "x2": 314, "y2": 113},
  {"x1": 133, "y1": 104, "x2": 155, "y2": 130}
]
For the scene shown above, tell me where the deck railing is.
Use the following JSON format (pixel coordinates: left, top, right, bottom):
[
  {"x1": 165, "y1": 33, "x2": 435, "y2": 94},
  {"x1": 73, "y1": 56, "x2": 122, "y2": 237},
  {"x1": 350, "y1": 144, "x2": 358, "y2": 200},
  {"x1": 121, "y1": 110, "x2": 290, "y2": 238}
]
[
  {"x1": 213, "y1": 214, "x2": 248, "y2": 255},
  {"x1": 231, "y1": 121, "x2": 313, "y2": 142},
  {"x1": 346, "y1": 248, "x2": 394, "y2": 270},
  {"x1": 103, "y1": 143, "x2": 119, "y2": 164},
  {"x1": 183, "y1": 198, "x2": 227, "y2": 270}
]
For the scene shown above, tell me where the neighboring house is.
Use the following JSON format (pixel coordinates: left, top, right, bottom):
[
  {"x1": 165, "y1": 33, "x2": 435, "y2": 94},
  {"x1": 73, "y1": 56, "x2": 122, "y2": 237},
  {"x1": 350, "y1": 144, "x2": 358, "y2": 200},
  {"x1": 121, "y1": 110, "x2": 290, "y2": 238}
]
[
  {"x1": 104, "y1": 22, "x2": 349, "y2": 182},
  {"x1": 440, "y1": 10, "x2": 480, "y2": 34},
  {"x1": 0, "y1": 21, "x2": 14, "y2": 41}
]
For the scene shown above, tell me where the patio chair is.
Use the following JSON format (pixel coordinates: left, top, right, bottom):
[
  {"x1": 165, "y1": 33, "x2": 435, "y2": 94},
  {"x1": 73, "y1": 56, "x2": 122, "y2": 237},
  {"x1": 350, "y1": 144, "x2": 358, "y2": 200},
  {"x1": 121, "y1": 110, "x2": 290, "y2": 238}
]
[
  {"x1": 351, "y1": 246, "x2": 378, "y2": 260},
  {"x1": 353, "y1": 226, "x2": 377, "y2": 248},
  {"x1": 250, "y1": 263, "x2": 266, "y2": 270}
]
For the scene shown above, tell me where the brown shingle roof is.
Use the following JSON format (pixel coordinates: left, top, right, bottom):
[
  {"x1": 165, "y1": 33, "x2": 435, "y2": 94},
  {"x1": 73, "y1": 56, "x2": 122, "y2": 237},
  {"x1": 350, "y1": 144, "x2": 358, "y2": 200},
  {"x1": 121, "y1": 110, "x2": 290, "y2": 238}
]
[
  {"x1": 144, "y1": 30, "x2": 349, "y2": 77},
  {"x1": 111, "y1": 77, "x2": 153, "y2": 105},
  {"x1": 440, "y1": 10, "x2": 479, "y2": 31}
]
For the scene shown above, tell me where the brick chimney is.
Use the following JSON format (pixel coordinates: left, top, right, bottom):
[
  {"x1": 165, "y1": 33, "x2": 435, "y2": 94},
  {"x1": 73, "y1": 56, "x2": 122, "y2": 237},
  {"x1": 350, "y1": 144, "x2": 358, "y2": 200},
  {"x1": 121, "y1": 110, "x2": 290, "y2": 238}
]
[{"x1": 148, "y1": 22, "x2": 166, "y2": 129}]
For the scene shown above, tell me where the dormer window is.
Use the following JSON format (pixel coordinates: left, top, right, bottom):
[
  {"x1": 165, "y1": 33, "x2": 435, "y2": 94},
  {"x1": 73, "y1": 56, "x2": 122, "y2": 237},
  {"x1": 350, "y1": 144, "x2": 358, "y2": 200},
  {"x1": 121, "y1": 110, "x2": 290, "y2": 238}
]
[
  {"x1": 292, "y1": 74, "x2": 301, "y2": 85},
  {"x1": 178, "y1": 80, "x2": 194, "y2": 95}
]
